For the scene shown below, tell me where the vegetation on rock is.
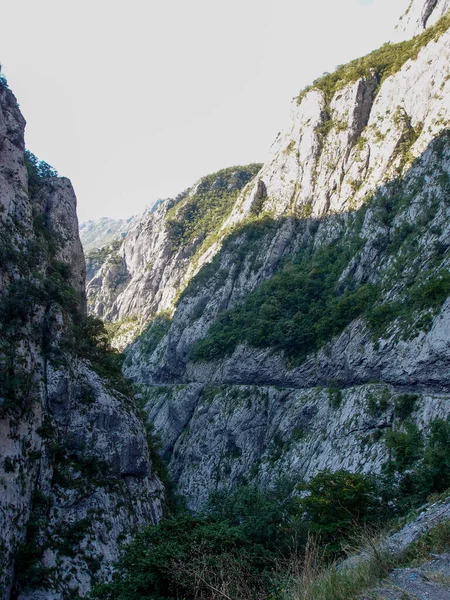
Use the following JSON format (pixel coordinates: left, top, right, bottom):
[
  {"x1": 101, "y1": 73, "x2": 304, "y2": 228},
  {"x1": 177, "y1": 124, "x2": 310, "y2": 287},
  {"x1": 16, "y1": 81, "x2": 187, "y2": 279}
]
[
  {"x1": 191, "y1": 132, "x2": 450, "y2": 365},
  {"x1": 297, "y1": 10, "x2": 450, "y2": 106},
  {"x1": 91, "y1": 442, "x2": 450, "y2": 600},
  {"x1": 166, "y1": 164, "x2": 262, "y2": 250}
]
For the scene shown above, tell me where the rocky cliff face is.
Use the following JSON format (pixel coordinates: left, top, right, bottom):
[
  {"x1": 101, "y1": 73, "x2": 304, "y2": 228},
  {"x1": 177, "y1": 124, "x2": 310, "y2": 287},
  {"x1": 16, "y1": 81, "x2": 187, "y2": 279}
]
[
  {"x1": 0, "y1": 83, "x2": 163, "y2": 600},
  {"x1": 86, "y1": 3, "x2": 450, "y2": 511},
  {"x1": 86, "y1": 165, "x2": 262, "y2": 348},
  {"x1": 118, "y1": 6, "x2": 450, "y2": 509},
  {"x1": 393, "y1": 0, "x2": 450, "y2": 41}
]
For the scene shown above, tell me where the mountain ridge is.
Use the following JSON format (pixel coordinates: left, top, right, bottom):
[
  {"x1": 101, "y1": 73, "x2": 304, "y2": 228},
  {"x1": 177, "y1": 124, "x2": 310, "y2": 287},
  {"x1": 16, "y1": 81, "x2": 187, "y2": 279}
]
[{"x1": 85, "y1": 3, "x2": 450, "y2": 510}]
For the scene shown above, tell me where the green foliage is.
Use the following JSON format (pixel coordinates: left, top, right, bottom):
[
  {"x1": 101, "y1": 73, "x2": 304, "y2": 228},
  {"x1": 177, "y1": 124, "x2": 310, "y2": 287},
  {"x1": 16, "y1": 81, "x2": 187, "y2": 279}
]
[
  {"x1": 0, "y1": 278, "x2": 51, "y2": 414},
  {"x1": 297, "y1": 470, "x2": 381, "y2": 554},
  {"x1": 367, "y1": 270, "x2": 450, "y2": 339},
  {"x1": 297, "y1": 11, "x2": 450, "y2": 106},
  {"x1": 404, "y1": 519, "x2": 450, "y2": 561},
  {"x1": 91, "y1": 485, "x2": 299, "y2": 600},
  {"x1": 71, "y1": 316, "x2": 131, "y2": 394},
  {"x1": 166, "y1": 164, "x2": 262, "y2": 250},
  {"x1": 24, "y1": 150, "x2": 58, "y2": 194},
  {"x1": 394, "y1": 393, "x2": 418, "y2": 421},
  {"x1": 136, "y1": 312, "x2": 172, "y2": 358},
  {"x1": 51, "y1": 442, "x2": 112, "y2": 490},
  {"x1": 3, "y1": 456, "x2": 15, "y2": 472},
  {"x1": 417, "y1": 419, "x2": 450, "y2": 496},
  {"x1": 54, "y1": 518, "x2": 92, "y2": 558},
  {"x1": 186, "y1": 131, "x2": 450, "y2": 366},
  {"x1": 192, "y1": 233, "x2": 376, "y2": 364},
  {"x1": 384, "y1": 418, "x2": 450, "y2": 509},
  {"x1": 366, "y1": 387, "x2": 390, "y2": 417},
  {"x1": 89, "y1": 457, "x2": 449, "y2": 600},
  {"x1": 13, "y1": 490, "x2": 53, "y2": 593},
  {"x1": 385, "y1": 421, "x2": 423, "y2": 473},
  {"x1": 0, "y1": 63, "x2": 8, "y2": 88},
  {"x1": 207, "y1": 484, "x2": 299, "y2": 551}
]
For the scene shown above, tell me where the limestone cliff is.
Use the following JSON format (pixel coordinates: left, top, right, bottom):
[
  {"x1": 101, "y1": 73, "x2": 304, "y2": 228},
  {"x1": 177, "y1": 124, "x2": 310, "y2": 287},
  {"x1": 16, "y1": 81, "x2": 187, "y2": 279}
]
[
  {"x1": 80, "y1": 216, "x2": 136, "y2": 254},
  {"x1": 0, "y1": 82, "x2": 163, "y2": 600},
  {"x1": 80, "y1": 201, "x2": 165, "y2": 256},
  {"x1": 86, "y1": 165, "x2": 262, "y2": 348},
  {"x1": 393, "y1": 0, "x2": 450, "y2": 41},
  {"x1": 88, "y1": 2, "x2": 450, "y2": 510}
]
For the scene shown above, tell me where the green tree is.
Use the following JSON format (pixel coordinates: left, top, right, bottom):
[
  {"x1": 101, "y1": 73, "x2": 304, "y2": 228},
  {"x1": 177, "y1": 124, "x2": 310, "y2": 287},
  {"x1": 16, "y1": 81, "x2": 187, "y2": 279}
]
[{"x1": 297, "y1": 470, "x2": 380, "y2": 553}]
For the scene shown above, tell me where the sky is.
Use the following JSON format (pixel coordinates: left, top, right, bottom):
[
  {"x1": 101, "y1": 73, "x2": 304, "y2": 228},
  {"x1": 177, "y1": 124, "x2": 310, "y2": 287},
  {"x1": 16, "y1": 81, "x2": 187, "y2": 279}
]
[{"x1": 0, "y1": 0, "x2": 410, "y2": 223}]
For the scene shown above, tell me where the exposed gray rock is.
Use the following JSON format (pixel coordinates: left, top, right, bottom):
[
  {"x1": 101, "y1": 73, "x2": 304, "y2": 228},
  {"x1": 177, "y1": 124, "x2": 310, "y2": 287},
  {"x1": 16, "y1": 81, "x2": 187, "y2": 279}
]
[
  {"x1": 393, "y1": 0, "x2": 450, "y2": 41},
  {"x1": 86, "y1": 166, "x2": 261, "y2": 348},
  {"x1": 120, "y1": 9, "x2": 450, "y2": 514},
  {"x1": 368, "y1": 559, "x2": 450, "y2": 599},
  {"x1": 0, "y1": 82, "x2": 163, "y2": 600},
  {"x1": 139, "y1": 382, "x2": 449, "y2": 510},
  {"x1": 80, "y1": 216, "x2": 137, "y2": 254},
  {"x1": 386, "y1": 497, "x2": 450, "y2": 554}
]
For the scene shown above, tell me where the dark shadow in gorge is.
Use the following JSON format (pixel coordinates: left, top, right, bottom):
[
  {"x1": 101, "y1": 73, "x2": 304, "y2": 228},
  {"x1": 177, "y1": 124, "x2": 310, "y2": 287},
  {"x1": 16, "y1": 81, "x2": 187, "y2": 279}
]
[{"x1": 129, "y1": 130, "x2": 450, "y2": 391}]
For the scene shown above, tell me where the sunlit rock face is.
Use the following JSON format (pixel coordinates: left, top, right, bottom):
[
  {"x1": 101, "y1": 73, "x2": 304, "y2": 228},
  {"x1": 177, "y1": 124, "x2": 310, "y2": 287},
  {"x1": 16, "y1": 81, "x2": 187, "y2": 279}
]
[
  {"x1": 89, "y1": 2, "x2": 450, "y2": 349},
  {"x1": 86, "y1": 165, "x2": 262, "y2": 348},
  {"x1": 0, "y1": 83, "x2": 163, "y2": 600},
  {"x1": 393, "y1": 0, "x2": 450, "y2": 42},
  {"x1": 112, "y1": 6, "x2": 450, "y2": 510},
  {"x1": 82, "y1": 3, "x2": 450, "y2": 512}
]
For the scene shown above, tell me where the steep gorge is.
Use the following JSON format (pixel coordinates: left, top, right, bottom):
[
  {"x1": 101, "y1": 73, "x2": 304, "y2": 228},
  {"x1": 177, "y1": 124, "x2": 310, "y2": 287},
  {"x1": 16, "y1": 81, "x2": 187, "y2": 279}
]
[
  {"x1": 87, "y1": 1, "x2": 450, "y2": 510},
  {"x1": 0, "y1": 83, "x2": 163, "y2": 599},
  {"x1": 2, "y1": 1, "x2": 450, "y2": 598}
]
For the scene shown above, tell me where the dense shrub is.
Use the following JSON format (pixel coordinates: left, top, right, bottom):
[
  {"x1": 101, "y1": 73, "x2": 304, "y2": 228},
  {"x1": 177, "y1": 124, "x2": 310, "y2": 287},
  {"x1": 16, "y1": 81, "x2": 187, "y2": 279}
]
[
  {"x1": 90, "y1": 443, "x2": 450, "y2": 600},
  {"x1": 13, "y1": 491, "x2": 53, "y2": 593},
  {"x1": 297, "y1": 470, "x2": 382, "y2": 554},
  {"x1": 91, "y1": 485, "x2": 300, "y2": 600},
  {"x1": 192, "y1": 233, "x2": 375, "y2": 364},
  {"x1": 394, "y1": 393, "x2": 418, "y2": 421},
  {"x1": 385, "y1": 421, "x2": 424, "y2": 473},
  {"x1": 91, "y1": 473, "x2": 397, "y2": 600},
  {"x1": 384, "y1": 418, "x2": 450, "y2": 510},
  {"x1": 166, "y1": 164, "x2": 262, "y2": 250},
  {"x1": 297, "y1": 11, "x2": 450, "y2": 106},
  {"x1": 24, "y1": 150, "x2": 58, "y2": 194},
  {"x1": 187, "y1": 133, "x2": 450, "y2": 366}
]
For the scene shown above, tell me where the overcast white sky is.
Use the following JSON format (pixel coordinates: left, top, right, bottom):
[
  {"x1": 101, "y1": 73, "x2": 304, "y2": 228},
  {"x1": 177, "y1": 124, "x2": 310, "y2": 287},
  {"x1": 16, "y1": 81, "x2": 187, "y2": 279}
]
[{"x1": 1, "y1": 0, "x2": 409, "y2": 222}]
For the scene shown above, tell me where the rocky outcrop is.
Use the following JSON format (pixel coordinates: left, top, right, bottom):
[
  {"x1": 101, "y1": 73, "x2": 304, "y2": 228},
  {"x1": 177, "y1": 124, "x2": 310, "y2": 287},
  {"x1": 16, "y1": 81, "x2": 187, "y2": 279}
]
[
  {"x1": 80, "y1": 216, "x2": 137, "y2": 254},
  {"x1": 223, "y1": 20, "x2": 450, "y2": 224},
  {"x1": 80, "y1": 200, "x2": 164, "y2": 255},
  {"x1": 352, "y1": 496, "x2": 450, "y2": 599},
  {"x1": 90, "y1": 8, "x2": 450, "y2": 352},
  {"x1": 393, "y1": 0, "x2": 450, "y2": 41},
  {"x1": 118, "y1": 7, "x2": 450, "y2": 509},
  {"x1": 127, "y1": 14, "x2": 450, "y2": 386},
  {"x1": 138, "y1": 382, "x2": 449, "y2": 509},
  {"x1": 86, "y1": 165, "x2": 262, "y2": 347},
  {"x1": 0, "y1": 82, "x2": 163, "y2": 600}
]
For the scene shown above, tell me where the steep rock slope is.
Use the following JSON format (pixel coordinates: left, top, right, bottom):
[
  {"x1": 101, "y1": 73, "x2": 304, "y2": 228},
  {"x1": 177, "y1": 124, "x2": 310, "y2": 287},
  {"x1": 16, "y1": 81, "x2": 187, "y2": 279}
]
[
  {"x1": 86, "y1": 165, "x2": 261, "y2": 347},
  {"x1": 90, "y1": 5, "x2": 450, "y2": 347},
  {"x1": 119, "y1": 6, "x2": 450, "y2": 508},
  {"x1": 0, "y1": 83, "x2": 163, "y2": 600},
  {"x1": 394, "y1": 0, "x2": 450, "y2": 41}
]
